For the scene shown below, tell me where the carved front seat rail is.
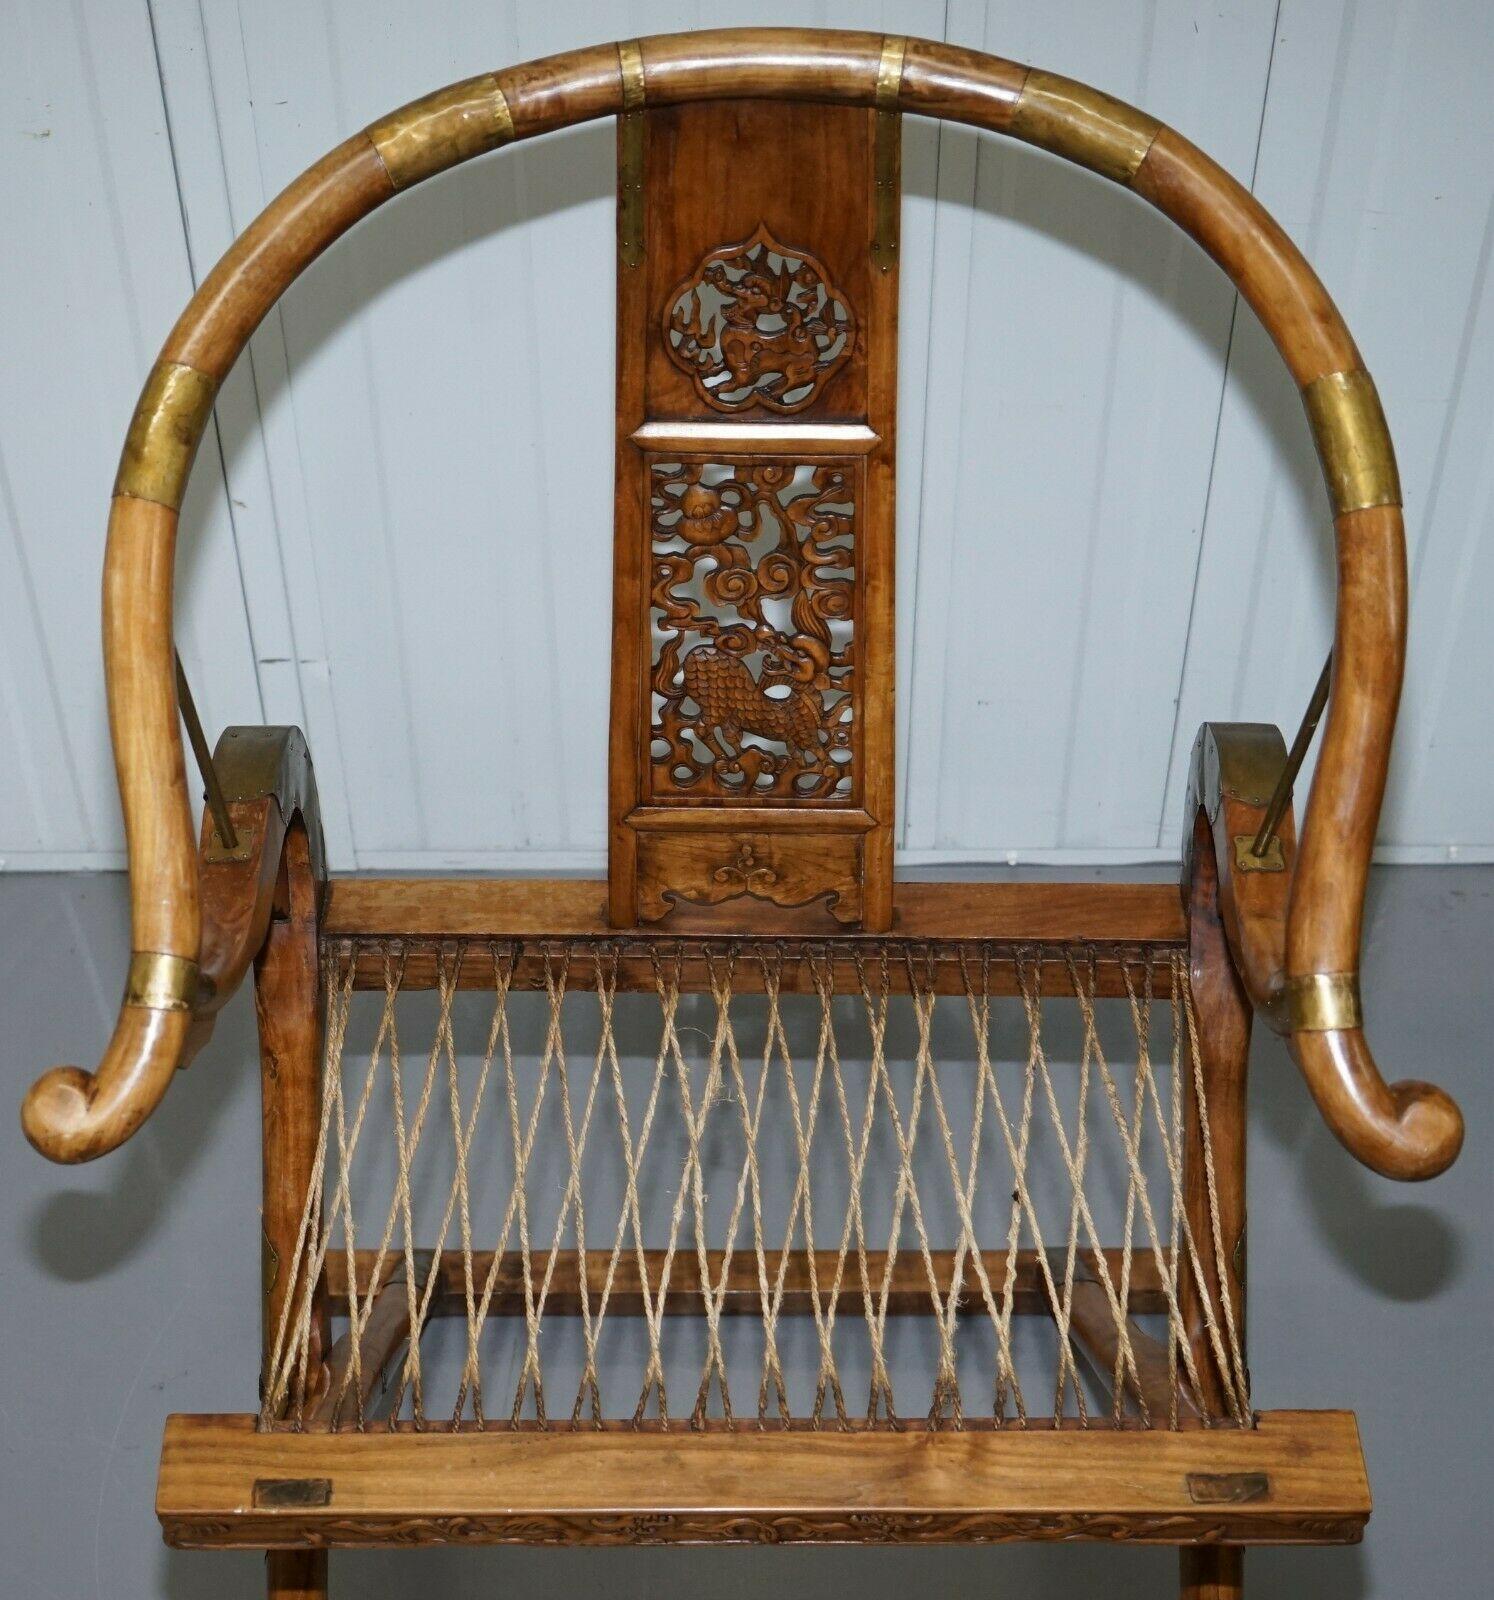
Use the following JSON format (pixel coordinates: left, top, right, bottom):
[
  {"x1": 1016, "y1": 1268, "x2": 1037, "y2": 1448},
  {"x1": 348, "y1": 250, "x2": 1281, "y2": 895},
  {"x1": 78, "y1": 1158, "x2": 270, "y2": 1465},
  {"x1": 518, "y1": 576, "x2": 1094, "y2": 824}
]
[{"x1": 18, "y1": 28, "x2": 1464, "y2": 1600}]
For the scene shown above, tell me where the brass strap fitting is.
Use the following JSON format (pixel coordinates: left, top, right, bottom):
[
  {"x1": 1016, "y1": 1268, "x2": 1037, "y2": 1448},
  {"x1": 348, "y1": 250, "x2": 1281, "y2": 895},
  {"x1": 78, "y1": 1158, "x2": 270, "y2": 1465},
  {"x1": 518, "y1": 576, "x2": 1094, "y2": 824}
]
[
  {"x1": 124, "y1": 952, "x2": 199, "y2": 1013},
  {"x1": 876, "y1": 35, "x2": 906, "y2": 108},
  {"x1": 366, "y1": 73, "x2": 514, "y2": 191},
  {"x1": 1010, "y1": 70, "x2": 1161, "y2": 186},
  {"x1": 872, "y1": 37, "x2": 906, "y2": 274},
  {"x1": 1302, "y1": 368, "x2": 1402, "y2": 515},
  {"x1": 114, "y1": 361, "x2": 219, "y2": 511},
  {"x1": 1285, "y1": 971, "x2": 1362, "y2": 1033},
  {"x1": 617, "y1": 41, "x2": 647, "y2": 270},
  {"x1": 618, "y1": 39, "x2": 646, "y2": 110}
]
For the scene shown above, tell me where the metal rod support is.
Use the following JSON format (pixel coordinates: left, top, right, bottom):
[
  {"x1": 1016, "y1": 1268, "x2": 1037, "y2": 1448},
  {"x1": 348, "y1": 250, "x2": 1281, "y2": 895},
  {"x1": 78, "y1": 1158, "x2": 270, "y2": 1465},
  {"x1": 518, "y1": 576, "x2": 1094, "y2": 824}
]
[
  {"x1": 1251, "y1": 652, "x2": 1333, "y2": 858},
  {"x1": 174, "y1": 651, "x2": 239, "y2": 851}
]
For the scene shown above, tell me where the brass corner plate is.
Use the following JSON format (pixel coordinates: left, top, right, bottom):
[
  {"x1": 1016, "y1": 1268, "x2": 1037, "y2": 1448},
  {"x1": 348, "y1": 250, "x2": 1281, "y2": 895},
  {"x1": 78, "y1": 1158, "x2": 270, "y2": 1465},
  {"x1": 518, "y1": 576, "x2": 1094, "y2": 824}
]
[
  {"x1": 1187, "y1": 1471, "x2": 1271, "y2": 1506},
  {"x1": 252, "y1": 1477, "x2": 333, "y2": 1509},
  {"x1": 1233, "y1": 833, "x2": 1285, "y2": 873}
]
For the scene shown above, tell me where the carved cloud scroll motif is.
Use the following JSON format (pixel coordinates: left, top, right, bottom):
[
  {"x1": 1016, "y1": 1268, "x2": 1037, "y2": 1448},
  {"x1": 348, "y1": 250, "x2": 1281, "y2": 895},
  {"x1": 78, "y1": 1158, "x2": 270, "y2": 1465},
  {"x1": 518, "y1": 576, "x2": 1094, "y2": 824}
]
[{"x1": 649, "y1": 460, "x2": 856, "y2": 802}]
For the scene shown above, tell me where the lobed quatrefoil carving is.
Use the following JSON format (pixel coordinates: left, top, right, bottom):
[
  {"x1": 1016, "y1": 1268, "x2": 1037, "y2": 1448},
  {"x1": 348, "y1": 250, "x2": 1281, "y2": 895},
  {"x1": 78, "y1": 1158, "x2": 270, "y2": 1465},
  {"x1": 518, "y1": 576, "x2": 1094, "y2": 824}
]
[{"x1": 663, "y1": 226, "x2": 856, "y2": 413}]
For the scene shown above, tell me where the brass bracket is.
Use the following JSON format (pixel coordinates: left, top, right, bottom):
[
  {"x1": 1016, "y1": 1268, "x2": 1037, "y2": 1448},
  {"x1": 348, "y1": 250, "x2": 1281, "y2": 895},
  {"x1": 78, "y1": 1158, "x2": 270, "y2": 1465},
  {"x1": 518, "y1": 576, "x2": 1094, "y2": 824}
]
[
  {"x1": 872, "y1": 37, "x2": 905, "y2": 273},
  {"x1": 202, "y1": 808, "x2": 257, "y2": 865},
  {"x1": 1233, "y1": 833, "x2": 1284, "y2": 873},
  {"x1": 617, "y1": 40, "x2": 646, "y2": 269}
]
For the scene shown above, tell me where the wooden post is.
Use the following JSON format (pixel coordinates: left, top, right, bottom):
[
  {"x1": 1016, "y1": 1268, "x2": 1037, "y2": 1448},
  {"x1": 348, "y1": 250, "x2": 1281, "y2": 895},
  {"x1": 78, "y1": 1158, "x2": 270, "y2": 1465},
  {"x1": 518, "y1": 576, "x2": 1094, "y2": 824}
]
[
  {"x1": 1179, "y1": 809, "x2": 1251, "y2": 1598},
  {"x1": 255, "y1": 821, "x2": 329, "y2": 1598}
]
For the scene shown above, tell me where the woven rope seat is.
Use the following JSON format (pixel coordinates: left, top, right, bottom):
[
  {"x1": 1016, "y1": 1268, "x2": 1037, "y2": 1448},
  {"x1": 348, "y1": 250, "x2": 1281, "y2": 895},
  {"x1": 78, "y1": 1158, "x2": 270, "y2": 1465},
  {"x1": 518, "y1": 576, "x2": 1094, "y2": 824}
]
[{"x1": 21, "y1": 27, "x2": 1464, "y2": 1598}]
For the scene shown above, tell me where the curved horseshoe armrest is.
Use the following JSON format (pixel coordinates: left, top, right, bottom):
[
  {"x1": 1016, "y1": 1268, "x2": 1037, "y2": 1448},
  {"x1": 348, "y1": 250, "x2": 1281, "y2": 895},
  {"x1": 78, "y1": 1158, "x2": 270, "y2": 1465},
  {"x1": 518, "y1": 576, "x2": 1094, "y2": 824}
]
[
  {"x1": 21, "y1": 33, "x2": 1466, "y2": 1178},
  {"x1": 22, "y1": 727, "x2": 323, "y2": 1165},
  {"x1": 1189, "y1": 723, "x2": 1464, "y2": 1182}
]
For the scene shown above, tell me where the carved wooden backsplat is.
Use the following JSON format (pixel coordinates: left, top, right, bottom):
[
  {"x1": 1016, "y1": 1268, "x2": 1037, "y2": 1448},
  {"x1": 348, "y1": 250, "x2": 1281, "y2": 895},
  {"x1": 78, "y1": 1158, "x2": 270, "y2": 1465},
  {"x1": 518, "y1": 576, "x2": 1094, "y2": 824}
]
[
  {"x1": 649, "y1": 458, "x2": 857, "y2": 802},
  {"x1": 610, "y1": 97, "x2": 899, "y2": 932}
]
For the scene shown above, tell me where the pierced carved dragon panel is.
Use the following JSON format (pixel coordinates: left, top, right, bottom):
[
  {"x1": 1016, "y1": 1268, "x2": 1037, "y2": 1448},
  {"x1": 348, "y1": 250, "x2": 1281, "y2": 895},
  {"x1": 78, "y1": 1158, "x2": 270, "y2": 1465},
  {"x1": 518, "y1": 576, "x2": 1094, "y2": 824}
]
[
  {"x1": 649, "y1": 460, "x2": 856, "y2": 803},
  {"x1": 663, "y1": 226, "x2": 856, "y2": 413}
]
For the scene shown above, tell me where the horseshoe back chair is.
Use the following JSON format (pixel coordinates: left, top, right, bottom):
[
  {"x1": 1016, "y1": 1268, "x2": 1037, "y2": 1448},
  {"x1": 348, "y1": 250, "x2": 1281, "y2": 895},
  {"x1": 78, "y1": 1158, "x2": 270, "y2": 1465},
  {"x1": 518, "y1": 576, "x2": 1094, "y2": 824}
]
[{"x1": 21, "y1": 28, "x2": 1464, "y2": 1600}]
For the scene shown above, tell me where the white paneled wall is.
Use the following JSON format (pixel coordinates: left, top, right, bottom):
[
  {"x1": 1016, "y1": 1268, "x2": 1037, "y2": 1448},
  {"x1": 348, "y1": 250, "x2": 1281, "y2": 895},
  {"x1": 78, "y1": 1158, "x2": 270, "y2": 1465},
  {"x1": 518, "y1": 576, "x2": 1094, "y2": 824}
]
[{"x1": 4, "y1": 1, "x2": 1490, "y2": 871}]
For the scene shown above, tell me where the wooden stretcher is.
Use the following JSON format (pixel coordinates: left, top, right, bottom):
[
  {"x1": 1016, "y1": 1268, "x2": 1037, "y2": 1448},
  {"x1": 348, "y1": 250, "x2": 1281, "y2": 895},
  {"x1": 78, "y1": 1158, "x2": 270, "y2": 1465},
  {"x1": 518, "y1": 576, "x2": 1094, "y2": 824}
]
[{"x1": 19, "y1": 29, "x2": 1464, "y2": 1600}]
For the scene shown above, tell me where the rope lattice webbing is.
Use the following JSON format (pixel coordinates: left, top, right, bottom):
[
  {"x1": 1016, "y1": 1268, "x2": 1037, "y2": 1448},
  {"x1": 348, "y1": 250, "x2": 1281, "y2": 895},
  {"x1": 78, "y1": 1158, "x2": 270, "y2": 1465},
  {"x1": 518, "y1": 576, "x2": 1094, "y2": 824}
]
[{"x1": 262, "y1": 937, "x2": 1249, "y2": 1434}]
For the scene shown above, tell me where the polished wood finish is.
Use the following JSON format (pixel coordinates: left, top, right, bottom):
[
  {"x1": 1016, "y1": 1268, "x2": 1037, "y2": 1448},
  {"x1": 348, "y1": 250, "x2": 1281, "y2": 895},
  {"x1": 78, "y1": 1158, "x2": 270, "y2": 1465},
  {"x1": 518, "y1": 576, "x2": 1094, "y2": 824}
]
[
  {"x1": 157, "y1": 1410, "x2": 1369, "y2": 1548},
  {"x1": 309, "y1": 1271, "x2": 410, "y2": 1429},
  {"x1": 1188, "y1": 723, "x2": 1295, "y2": 1029},
  {"x1": 1067, "y1": 1275, "x2": 1190, "y2": 1423},
  {"x1": 325, "y1": 877, "x2": 1187, "y2": 942},
  {"x1": 257, "y1": 822, "x2": 329, "y2": 1420},
  {"x1": 253, "y1": 762, "x2": 331, "y2": 1599},
  {"x1": 1180, "y1": 809, "x2": 1250, "y2": 1416},
  {"x1": 325, "y1": 1247, "x2": 1169, "y2": 1322},
  {"x1": 319, "y1": 877, "x2": 1187, "y2": 995},
  {"x1": 1179, "y1": 812, "x2": 1253, "y2": 1596},
  {"x1": 21, "y1": 725, "x2": 316, "y2": 1163},
  {"x1": 1181, "y1": 1546, "x2": 1245, "y2": 1600},
  {"x1": 610, "y1": 95, "x2": 897, "y2": 931},
  {"x1": 27, "y1": 28, "x2": 1457, "y2": 1185},
  {"x1": 1189, "y1": 720, "x2": 1463, "y2": 1180},
  {"x1": 265, "y1": 1551, "x2": 327, "y2": 1600}
]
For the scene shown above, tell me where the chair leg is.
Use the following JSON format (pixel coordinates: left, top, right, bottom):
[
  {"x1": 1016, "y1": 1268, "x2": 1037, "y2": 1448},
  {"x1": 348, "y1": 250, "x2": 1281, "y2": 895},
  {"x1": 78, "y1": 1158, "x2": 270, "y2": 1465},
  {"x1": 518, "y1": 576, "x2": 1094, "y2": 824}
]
[
  {"x1": 267, "y1": 1550, "x2": 327, "y2": 1599},
  {"x1": 260, "y1": 828, "x2": 329, "y2": 1600},
  {"x1": 1181, "y1": 1547, "x2": 1243, "y2": 1597}
]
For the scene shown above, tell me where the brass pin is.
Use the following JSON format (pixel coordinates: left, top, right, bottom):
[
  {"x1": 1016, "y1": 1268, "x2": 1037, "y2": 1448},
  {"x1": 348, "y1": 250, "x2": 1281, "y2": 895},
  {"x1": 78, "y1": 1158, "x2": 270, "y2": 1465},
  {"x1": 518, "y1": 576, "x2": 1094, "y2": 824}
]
[
  {"x1": 175, "y1": 651, "x2": 238, "y2": 851},
  {"x1": 1251, "y1": 653, "x2": 1332, "y2": 860}
]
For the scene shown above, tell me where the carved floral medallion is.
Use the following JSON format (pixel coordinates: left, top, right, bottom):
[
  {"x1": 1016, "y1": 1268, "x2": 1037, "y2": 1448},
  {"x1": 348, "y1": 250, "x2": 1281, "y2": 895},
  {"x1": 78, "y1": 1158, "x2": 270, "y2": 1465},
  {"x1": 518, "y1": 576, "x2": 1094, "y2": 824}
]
[{"x1": 663, "y1": 226, "x2": 856, "y2": 412}]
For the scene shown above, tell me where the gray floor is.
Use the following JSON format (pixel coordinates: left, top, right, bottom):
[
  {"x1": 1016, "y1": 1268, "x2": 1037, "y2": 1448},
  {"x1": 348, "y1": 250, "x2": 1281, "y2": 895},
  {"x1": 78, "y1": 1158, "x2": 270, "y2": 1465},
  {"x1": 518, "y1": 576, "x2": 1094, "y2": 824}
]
[{"x1": 2, "y1": 866, "x2": 1488, "y2": 1598}]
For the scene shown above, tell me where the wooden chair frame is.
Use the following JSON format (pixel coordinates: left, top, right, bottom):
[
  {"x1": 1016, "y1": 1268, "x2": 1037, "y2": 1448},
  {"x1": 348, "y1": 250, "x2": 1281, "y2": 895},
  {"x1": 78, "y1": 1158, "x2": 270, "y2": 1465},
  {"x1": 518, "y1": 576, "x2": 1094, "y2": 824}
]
[{"x1": 19, "y1": 28, "x2": 1465, "y2": 1600}]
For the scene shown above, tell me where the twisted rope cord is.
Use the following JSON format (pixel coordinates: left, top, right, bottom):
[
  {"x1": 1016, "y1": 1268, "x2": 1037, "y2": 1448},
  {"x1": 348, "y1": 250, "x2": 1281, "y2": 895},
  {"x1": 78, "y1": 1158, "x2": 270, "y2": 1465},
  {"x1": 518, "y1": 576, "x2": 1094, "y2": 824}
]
[
  {"x1": 261, "y1": 945, "x2": 353, "y2": 1423},
  {"x1": 956, "y1": 949, "x2": 1027, "y2": 1423},
  {"x1": 1114, "y1": 959, "x2": 1155, "y2": 1423},
  {"x1": 918, "y1": 949, "x2": 1011, "y2": 1430},
  {"x1": 525, "y1": 949, "x2": 609, "y2": 1428},
  {"x1": 825, "y1": 952, "x2": 895, "y2": 1426},
  {"x1": 1176, "y1": 952, "x2": 1251, "y2": 1417},
  {"x1": 763, "y1": 949, "x2": 842, "y2": 1425},
  {"x1": 853, "y1": 952, "x2": 900, "y2": 1424},
  {"x1": 691, "y1": 950, "x2": 778, "y2": 1427}
]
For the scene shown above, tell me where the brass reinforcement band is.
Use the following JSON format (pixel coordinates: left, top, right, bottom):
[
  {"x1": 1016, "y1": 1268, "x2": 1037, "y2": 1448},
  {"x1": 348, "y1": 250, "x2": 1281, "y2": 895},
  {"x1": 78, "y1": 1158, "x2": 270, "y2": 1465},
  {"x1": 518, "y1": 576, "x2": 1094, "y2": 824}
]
[
  {"x1": 1302, "y1": 368, "x2": 1402, "y2": 515},
  {"x1": 1285, "y1": 971, "x2": 1362, "y2": 1033},
  {"x1": 876, "y1": 35, "x2": 906, "y2": 108},
  {"x1": 618, "y1": 39, "x2": 646, "y2": 111},
  {"x1": 113, "y1": 361, "x2": 219, "y2": 510},
  {"x1": 124, "y1": 951, "x2": 199, "y2": 1013},
  {"x1": 1009, "y1": 70, "x2": 1161, "y2": 185},
  {"x1": 366, "y1": 73, "x2": 514, "y2": 190}
]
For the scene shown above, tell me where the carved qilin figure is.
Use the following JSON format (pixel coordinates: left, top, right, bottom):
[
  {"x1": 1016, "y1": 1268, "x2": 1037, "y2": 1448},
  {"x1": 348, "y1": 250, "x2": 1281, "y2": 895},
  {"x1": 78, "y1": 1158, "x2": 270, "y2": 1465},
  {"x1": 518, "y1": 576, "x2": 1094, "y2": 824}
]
[
  {"x1": 664, "y1": 226, "x2": 855, "y2": 412},
  {"x1": 650, "y1": 461, "x2": 855, "y2": 801}
]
